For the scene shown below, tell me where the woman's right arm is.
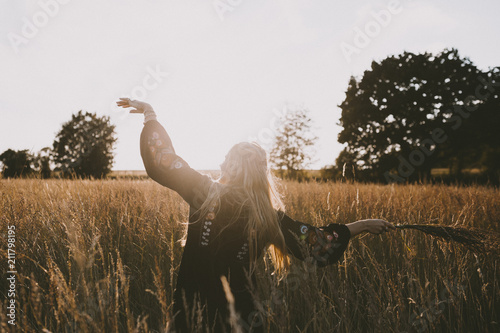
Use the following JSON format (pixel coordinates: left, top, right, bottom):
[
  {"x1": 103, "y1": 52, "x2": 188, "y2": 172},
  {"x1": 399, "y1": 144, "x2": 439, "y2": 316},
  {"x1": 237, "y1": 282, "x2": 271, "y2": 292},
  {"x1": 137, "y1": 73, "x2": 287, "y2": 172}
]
[{"x1": 117, "y1": 98, "x2": 211, "y2": 207}]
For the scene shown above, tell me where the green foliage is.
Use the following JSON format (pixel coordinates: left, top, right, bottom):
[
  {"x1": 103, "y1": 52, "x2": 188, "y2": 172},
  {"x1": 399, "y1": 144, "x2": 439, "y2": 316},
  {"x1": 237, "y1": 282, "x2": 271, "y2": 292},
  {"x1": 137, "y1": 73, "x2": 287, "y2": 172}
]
[
  {"x1": 270, "y1": 107, "x2": 317, "y2": 179},
  {"x1": 0, "y1": 147, "x2": 53, "y2": 179},
  {"x1": 337, "y1": 49, "x2": 500, "y2": 183},
  {"x1": 52, "y1": 111, "x2": 117, "y2": 178},
  {"x1": 0, "y1": 149, "x2": 34, "y2": 178},
  {"x1": 34, "y1": 147, "x2": 52, "y2": 179}
]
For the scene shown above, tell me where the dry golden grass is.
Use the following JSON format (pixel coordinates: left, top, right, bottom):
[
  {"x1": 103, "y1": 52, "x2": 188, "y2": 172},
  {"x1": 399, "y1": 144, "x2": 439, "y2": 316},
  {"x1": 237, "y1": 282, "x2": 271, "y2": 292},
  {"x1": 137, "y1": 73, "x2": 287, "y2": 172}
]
[{"x1": 1, "y1": 179, "x2": 499, "y2": 332}]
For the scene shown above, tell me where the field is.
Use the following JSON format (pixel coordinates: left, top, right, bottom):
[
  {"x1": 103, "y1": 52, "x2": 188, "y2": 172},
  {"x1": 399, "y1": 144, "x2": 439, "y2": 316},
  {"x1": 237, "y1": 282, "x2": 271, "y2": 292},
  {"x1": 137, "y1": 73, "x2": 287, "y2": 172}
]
[{"x1": 0, "y1": 179, "x2": 499, "y2": 332}]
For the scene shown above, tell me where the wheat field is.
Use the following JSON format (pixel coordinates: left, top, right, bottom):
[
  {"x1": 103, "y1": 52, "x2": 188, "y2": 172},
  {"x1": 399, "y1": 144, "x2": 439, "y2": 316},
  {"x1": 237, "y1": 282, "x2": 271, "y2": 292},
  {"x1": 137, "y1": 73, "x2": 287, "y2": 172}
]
[{"x1": 0, "y1": 179, "x2": 499, "y2": 332}]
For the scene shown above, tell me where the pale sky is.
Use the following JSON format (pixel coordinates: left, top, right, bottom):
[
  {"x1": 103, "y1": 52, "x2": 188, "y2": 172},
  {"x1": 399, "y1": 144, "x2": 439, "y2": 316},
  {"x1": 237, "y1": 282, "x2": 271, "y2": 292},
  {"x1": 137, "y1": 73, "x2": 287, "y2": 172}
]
[{"x1": 1, "y1": 0, "x2": 499, "y2": 170}]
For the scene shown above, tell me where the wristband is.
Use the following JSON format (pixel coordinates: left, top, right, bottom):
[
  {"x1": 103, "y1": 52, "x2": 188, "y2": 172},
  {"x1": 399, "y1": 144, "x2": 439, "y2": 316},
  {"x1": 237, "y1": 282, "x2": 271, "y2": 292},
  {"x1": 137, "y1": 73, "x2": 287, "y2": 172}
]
[{"x1": 143, "y1": 109, "x2": 157, "y2": 124}]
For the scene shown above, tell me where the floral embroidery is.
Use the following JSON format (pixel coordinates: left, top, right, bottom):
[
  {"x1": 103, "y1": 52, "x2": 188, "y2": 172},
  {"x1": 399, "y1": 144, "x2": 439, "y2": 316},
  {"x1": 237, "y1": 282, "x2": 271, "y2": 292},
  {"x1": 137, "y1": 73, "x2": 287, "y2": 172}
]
[
  {"x1": 200, "y1": 221, "x2": 212, "y2": 246},
  {"x1": 304, "y1": 227, "x2": 342, "y2": 259},
  {"x1": 308, "y1": 232, "x2": 318, "y2": 245},
  {"x1": 200, "y1": 203, "x2": 217, "y2": 247},
  {"x1": 174, "y1": 161, "x2": 183, "y2": 169},
  {"x1": 148, "y1": 132, "x2": 178, "y2": 169},
  {"x1": 300, "y1": 225, "x2": 309, "y2": 240},
  {"x1": 237, "y1": 242, "x2": 249, "y2": 261}
]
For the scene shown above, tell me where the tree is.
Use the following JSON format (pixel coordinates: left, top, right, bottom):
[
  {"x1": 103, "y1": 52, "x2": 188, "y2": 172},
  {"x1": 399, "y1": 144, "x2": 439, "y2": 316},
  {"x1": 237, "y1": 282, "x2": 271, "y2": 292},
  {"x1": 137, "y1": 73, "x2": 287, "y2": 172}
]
[
  {"x1": 0, "y1": 149, "x2": 35, "y2": 178},
  {"x1": 52, "y1": 111, "x2": 117, "y2": 178},
  {"x1": 34, "y1": 147, "x2": 52, "y2": 179},
  {"x1": 0, "y1": 148, "x2": 53, "y2": 178},
  {"x1": 337, "y1": 48, "x2": 498, "y2": 182},
  {"x1": 270, "y1": 107, "x2": 317, "y2": 179},
  {"x1": 463, "y1": 67, "x2": 500, "y2": 182}
]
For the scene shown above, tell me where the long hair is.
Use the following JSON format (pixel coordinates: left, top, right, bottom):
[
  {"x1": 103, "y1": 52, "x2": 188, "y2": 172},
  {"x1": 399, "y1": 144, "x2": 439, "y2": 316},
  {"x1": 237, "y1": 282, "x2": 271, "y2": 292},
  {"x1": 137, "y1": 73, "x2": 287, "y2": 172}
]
[{"x1": 198, "y1": 142, "x2": 290, "y2": 276}]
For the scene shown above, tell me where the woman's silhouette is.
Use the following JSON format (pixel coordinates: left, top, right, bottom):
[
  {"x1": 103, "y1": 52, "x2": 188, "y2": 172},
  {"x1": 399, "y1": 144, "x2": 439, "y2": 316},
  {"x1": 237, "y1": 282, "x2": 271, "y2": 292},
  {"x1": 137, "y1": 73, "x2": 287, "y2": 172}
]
[{"x1": 117, "y1": 98, "x2": 395, "y2": 332}]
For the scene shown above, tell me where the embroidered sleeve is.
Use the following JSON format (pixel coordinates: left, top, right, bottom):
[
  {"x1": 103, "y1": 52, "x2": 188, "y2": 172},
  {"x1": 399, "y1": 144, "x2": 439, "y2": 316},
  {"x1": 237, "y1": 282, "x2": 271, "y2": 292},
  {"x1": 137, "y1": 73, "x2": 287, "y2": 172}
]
[
  {"x1": 140, "y1": 120, "x2": 211, "y2": 208},
  {"x1": 278, "y1": 212, "x2": 351, "y2": 267}
]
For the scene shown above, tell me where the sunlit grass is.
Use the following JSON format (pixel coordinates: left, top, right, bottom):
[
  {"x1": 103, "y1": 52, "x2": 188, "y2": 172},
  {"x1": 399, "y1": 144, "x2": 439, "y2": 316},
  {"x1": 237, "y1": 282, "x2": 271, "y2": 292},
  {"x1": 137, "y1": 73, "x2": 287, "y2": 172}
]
[{"x1": 0, "y1": 179, "x2": 498, "y2": 332}]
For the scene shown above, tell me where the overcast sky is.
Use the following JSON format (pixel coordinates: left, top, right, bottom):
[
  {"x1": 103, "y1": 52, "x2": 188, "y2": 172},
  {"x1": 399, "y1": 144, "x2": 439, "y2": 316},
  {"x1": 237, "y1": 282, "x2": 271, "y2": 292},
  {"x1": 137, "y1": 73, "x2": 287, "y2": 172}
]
[{"x1": 1, "y1": 0, "x2": 499, "y2": 171}]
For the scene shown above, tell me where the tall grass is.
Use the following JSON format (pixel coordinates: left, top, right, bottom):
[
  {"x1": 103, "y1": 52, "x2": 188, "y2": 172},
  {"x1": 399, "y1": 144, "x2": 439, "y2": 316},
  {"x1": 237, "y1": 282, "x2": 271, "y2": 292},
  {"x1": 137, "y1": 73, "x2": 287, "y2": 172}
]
[{"x1": 0, "y1": 179, "x2": 498, "y2": 332}]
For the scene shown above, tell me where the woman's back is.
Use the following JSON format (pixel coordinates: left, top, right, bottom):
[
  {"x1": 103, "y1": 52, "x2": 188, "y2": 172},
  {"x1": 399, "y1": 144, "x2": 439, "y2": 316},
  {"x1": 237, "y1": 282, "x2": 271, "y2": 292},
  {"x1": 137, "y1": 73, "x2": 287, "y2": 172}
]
[
  {"x1": 130, "y1": 106, "x2": 352, "y2": 332},
  {"x1": 173, "y1": 187, "x2": 265, "y2": 332}
]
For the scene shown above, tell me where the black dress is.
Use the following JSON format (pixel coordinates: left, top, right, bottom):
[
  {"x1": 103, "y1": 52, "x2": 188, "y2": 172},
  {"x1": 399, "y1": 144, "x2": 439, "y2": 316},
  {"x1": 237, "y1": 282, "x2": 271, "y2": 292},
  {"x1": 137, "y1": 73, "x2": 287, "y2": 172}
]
[{"x1": 140, "y1": 120, "x2": 351, "y2": 332}]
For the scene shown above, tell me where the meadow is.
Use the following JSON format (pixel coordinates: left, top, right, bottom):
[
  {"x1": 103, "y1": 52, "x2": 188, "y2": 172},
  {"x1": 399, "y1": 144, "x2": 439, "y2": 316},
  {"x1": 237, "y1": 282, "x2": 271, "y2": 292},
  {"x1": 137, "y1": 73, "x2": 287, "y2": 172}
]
[{"x1": 0, "y1": 178, "x2": 498, "y2": 332}]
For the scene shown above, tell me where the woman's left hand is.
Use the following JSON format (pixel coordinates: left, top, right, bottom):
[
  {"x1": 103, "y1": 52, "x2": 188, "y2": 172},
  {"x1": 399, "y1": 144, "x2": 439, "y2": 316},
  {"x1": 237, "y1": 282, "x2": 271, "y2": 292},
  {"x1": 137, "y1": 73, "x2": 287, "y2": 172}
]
[
  {"x1": 347, "y1": 219, "x2": 396, "y2": 237},
  {"x1": 362, "y1": 219, "x2": 396, "y2": 235}
]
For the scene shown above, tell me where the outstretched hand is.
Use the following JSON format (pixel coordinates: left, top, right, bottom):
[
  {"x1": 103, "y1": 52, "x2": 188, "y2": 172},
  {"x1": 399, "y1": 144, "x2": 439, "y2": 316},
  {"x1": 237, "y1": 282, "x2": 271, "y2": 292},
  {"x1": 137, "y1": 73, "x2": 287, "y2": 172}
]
[
  {"x1": 116, "y1": 98, "x2": 151, "y2": 114},
  {"x1": 362, "y1": 219, "x2": 396, "y2": 234},
  {"x1": 347, "y1": 219, "x2": 396, "y2": 237}
]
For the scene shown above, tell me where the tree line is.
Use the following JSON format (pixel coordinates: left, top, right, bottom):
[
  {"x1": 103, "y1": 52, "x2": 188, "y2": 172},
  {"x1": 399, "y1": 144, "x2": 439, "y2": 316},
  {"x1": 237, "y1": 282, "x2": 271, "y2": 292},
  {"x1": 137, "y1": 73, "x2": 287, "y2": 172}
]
[
  {"x1": 0, "y1": 111, "x2": 116, "y2": 179},
  {"x1": 1, "y1": 48, "x2": 498, "y2": 183}
]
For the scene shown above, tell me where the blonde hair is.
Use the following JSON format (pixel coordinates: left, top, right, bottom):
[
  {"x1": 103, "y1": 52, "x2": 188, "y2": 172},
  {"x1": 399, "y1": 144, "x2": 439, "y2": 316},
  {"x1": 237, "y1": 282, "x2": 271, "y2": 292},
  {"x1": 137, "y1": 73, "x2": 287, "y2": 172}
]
[{"x1": 198, "y1": 142, "x2": 290, "y2": 276}]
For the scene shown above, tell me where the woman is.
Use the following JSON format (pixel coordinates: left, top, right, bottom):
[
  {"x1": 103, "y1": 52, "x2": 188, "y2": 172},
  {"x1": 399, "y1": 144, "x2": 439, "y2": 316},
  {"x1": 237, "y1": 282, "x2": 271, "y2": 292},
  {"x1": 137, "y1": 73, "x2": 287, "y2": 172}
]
[{"x1": 117, "y1": 98, "x2": 396, "y2": 332}]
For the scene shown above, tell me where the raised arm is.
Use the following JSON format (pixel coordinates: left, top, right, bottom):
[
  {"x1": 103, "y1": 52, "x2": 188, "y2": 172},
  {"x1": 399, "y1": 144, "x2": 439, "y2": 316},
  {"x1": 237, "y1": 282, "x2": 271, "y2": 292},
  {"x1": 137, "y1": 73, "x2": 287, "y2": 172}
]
[
  {"x1": 278, "y1": 212, "x2": 395, "y2": 267},
  {"x1": 117, "y1": 98, "x2": 211, "y2": 207}
]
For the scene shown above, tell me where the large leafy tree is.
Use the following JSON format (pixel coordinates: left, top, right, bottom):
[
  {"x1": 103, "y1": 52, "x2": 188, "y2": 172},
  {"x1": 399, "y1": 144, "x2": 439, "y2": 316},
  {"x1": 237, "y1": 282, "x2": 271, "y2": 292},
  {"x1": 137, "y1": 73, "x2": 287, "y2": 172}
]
[
  {"x1": 270, "y1": 107, "x2": 317, "y2": 179},
  {"x1": 52, "y1": 111, "x2": 117, "y2": 178},
  {"x1": 337, "y1": 49, "x2": 498, "y2": 182}
]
